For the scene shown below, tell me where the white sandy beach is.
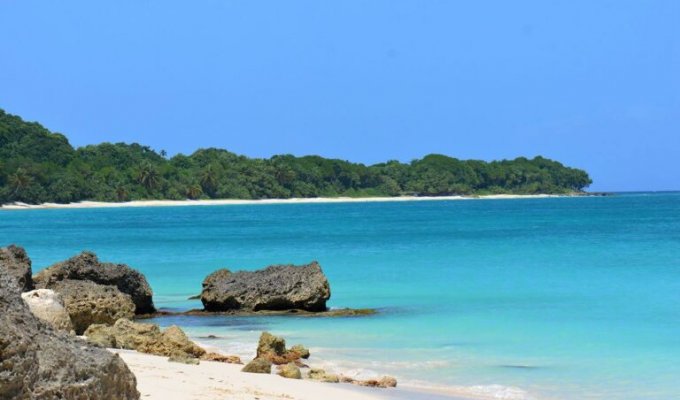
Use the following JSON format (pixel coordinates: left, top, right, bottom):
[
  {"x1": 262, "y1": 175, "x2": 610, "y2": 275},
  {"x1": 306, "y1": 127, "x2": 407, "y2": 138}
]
[
  {"x1": 114, "y1": 349, "x2": 390, "y2": 400},
  {"x1": 113, "y1": 349, "x2": 477, "y2": 400},
  {"x1": 0, "y1": 194, "x2": 569, "y2": 210}
]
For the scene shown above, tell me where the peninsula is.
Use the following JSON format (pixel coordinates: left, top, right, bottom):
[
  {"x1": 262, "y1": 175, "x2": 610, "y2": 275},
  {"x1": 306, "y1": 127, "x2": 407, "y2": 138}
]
[{"x1": 0, "y1": 108, "x2": 592, "y2": 206}]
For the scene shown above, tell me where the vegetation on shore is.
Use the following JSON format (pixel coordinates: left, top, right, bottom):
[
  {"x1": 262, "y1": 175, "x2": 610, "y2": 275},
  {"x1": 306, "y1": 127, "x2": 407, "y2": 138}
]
[{"x1": 0, "y1": 108, "x2": 592, "y2": 205}]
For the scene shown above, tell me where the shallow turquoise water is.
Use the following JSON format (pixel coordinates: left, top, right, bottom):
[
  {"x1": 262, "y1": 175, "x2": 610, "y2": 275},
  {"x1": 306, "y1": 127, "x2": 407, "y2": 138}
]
[{"x1": 1, "y1": 194, "x2": 679, "y2": 399}]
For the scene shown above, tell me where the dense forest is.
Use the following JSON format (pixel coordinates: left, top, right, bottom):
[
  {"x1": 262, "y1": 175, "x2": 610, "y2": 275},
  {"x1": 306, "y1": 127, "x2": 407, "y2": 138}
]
[{"x1": 0, "y1": 109, "x2": 591, "y2": 205}]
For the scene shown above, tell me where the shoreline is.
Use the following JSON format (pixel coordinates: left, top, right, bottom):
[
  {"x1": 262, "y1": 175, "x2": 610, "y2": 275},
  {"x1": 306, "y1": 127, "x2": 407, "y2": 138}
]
[
  {"x1": 0, "y1": 193, "x2": 583, "y2": 210},
  {"x1": 113, "y1": 349, "x2": 474, "y2": 400}
]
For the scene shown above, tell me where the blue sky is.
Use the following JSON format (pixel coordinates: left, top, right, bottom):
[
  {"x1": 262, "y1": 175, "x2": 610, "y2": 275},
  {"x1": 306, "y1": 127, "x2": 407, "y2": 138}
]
[{"x1": 0, "y1": 1, "x2": 678, "y2": 191}]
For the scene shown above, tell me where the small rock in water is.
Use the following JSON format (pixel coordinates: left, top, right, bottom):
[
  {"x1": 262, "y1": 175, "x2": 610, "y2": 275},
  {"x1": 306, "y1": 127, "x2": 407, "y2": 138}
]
[
  {"x1": 277, "y1": 362, "x2": 302, "y2": 379},
  {"x1": 242, "y1": 358, "x2": 272, "y2": 374}
]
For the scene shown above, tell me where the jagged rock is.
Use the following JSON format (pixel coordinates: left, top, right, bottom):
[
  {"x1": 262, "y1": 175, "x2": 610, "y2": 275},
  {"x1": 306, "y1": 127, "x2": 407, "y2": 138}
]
[
  {"x1": 49, "y1": 279, "x2": 135, "y2": 335},
  {"x1": 21, "y1": 289, "x2": 74, "y2": 333},
  {"x1": 308, "y1": 368, "x2": 340, "y2": 383},
  {"x1": 201, "y1": 261, "x2": 330, "y2": 312},
  {"x1": 242, "y1": 358, "x2": 272, "y2": 374},
  {"x1": 0, "y1": 244, "x2": 33, "y2": 291},
  {"x1": 138, "y1": 325, "x2": 206, "y2": 358},
  {"x1": 84, "y1": 319, "x2": 206, "y2": 360},
  {"x1": 256, "y1": 332, "x2": 310, "y2": 365},
  {"x1": 0, "y1": 261, "x2": 139, "y2": 399},
  {"x1": 33, "y1": 251, "x2": 155, "y2": 313},
  {"x1": 168, "y1": 353, "x2": 200, "y2": 365},
  {"x1": 277, "y1": 362, "x2": 302, "y2": 379},
  {"x1": 290, "y1": 344, "x2": 310, "y2": 359},
  {"x1": 201, "y1": 352, "x2": 242, "y2": 364}
]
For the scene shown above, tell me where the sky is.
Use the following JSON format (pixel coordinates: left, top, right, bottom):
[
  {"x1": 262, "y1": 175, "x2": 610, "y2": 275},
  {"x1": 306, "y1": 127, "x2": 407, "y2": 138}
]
[{"x1": 0, "y1": 1, "x2": 678, "y2": 192}]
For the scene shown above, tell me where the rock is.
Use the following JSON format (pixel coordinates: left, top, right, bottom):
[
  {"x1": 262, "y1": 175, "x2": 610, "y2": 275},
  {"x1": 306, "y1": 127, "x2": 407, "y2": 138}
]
[
  {"x1": 308, "y1": 368, "x2": 340, "y2": 383},
  {"x1": 201, "y1": 261, "x2": 330, "y2": 312},
  {"x1": 21, "y1": 289, "x2": 74, "y2": 333},
  {"x1": 341, "y1": 375, "x2": 398, "y2": 388},
  {"x1": 290, "y1": 344, "x2": 310, "y2": 359},
  {"x1": 377, "y1": 376, "x2": 398, "y2": 388},
  {"x1": 201, "y1": 352, "x2": 242, "y2": 364},
  {"x1": 242, "y1": 358, "x2": 272, "y2": 374},
  {"x1": 33, "y1": 251, "x2": 155, "y2": 314},
  {"x1": 84, "y1": 319, "x2": 206, "y2": 360},
  {"x1": 0, "y1": 244, "x2": 33, "y2": 291},
  {"x1": 0, "y1": 260, "x2": 139, "y2": 399},
  {"x1": 138, "y1": 325, "x2": 206, "y2": 358},
  {"x1": 49, "y1": 279, "x2": 136, "y2": 335},
  {"x1": 277, "y1": 362, "x2": 302, "y2": 379},
  {"x1": 168, "y1": 353, "x2": 200, "y2": 365},
  {"x1": 256, "y1": 331, "x2": 310, "y2": 365}
]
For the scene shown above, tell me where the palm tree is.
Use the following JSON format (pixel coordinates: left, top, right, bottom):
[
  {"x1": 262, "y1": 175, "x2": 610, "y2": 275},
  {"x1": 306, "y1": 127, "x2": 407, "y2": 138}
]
[
  {"x1": 199, "y1": 164, "x2": 219, "y2": 197},
  {"x1": 185, "y1": 184, "x2": 203, "y2": 200},
  {"x1": 136, "y1": 162, "x2": 160, "y2": 191},
  {"x1": 115, "y1": 185, "x2": 129, "y2": 202},
  {"x1": 8, "y1": 168, "x2": 34, "y2": 196}
]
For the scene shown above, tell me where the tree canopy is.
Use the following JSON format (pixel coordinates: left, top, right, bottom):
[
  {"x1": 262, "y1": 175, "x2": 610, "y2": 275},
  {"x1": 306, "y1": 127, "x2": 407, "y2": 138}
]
[{"x1": 0, "y1": 108, "x2": 592, "y2": 205}]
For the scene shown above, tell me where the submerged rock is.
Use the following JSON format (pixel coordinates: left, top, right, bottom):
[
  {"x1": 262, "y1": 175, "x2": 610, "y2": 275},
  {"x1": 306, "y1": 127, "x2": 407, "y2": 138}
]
[
  {"x1": 277, "y1": 362, "x2": 302, "y2": 379},
  {"x1": 242, "y1": 358, "x2": 272, "y2": 374},
  {"x1": 84, "y1": 318, "x2": 206, "y2": 360},
  {"x1": 0, "y1": 244, "x2": 33, "y2": 292},
  {"x1": 0, "y1": 261, "x2": 139, "y2": 399},
  {"x1": 201, "y1": 261, "x2": 330, "y2": 312},
  {"x1": 256, "y1": 331, "x2": 310, "y2": 365},
  {"x1": 21, "y1": 288, "x2": 74, "y2": 333},
  {"x1": 33, "y1": 251, "x2": 155, "y2": 314},
  {"x1": 50, "y1": 279, "x2": 136, "y2": 334}
]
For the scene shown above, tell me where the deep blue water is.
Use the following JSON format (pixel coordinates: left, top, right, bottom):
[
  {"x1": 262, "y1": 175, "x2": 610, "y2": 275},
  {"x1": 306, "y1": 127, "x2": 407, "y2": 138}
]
[{"x1": 1, "y1": 193, "x2": 679, "y2": 399}]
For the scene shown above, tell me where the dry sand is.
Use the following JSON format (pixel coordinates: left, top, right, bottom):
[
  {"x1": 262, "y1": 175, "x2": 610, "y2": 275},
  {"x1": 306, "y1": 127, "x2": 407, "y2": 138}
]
[{"x1": 114, "y1": 349, "x2": 391, "y2": 400}]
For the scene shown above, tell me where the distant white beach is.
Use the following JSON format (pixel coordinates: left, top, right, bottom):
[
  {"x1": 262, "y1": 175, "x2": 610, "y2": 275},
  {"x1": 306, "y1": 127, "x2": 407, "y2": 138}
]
[{"x1": 0, "y1": 194, "x2": 570, "y2": 210}]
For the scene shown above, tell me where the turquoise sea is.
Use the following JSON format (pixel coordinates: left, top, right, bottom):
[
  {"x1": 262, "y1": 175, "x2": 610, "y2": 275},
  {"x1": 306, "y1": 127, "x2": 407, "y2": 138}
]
[{"x1": 1, "y1": 193, "x2": 679, "y2": 399}]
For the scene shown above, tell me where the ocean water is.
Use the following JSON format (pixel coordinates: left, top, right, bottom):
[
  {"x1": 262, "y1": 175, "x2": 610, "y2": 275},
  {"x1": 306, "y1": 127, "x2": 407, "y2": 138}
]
[{"x1": 1, "y1": 193, "x2": 679, "y2": 399}]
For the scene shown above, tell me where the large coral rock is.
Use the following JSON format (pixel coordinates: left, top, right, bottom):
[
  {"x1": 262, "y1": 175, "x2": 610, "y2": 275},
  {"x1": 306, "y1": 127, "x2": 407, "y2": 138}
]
[
  {"x1": 33, "y1": 251, "x2": 155, "y2": 313},
  {"x1": 201, "y1": 261, "x2": 330, "y2": 312},
  {"x1": 21, "y1": 289, "x2": 74, "y2": 333},
  {"x1": 0, "y1": 262, "x2": 139, "y2": 399},
  {"x1": 256, "y1": 331, "x2": 310, "y2": 365},
  {"x1": 0, "y1": 244, "x2": 33, "y2": 292},
  {"x1": 84, "y1": 319, "x2": 206, "y2": 359},
  {"x1": 50, "y1": 279, "x2": 135, "y2": 335}
]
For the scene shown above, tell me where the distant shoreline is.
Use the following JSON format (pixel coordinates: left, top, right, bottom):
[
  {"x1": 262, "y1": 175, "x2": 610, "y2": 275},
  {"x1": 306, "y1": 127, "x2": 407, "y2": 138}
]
[{"x1": 0, "y1": 193, "x2": 590, "y2": 210}]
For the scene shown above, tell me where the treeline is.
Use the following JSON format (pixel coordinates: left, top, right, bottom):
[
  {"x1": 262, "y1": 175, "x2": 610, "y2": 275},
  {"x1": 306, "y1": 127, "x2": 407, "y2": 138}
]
[{"x1": 0, "y1": 109, "x2": 591, "y2": 204}]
